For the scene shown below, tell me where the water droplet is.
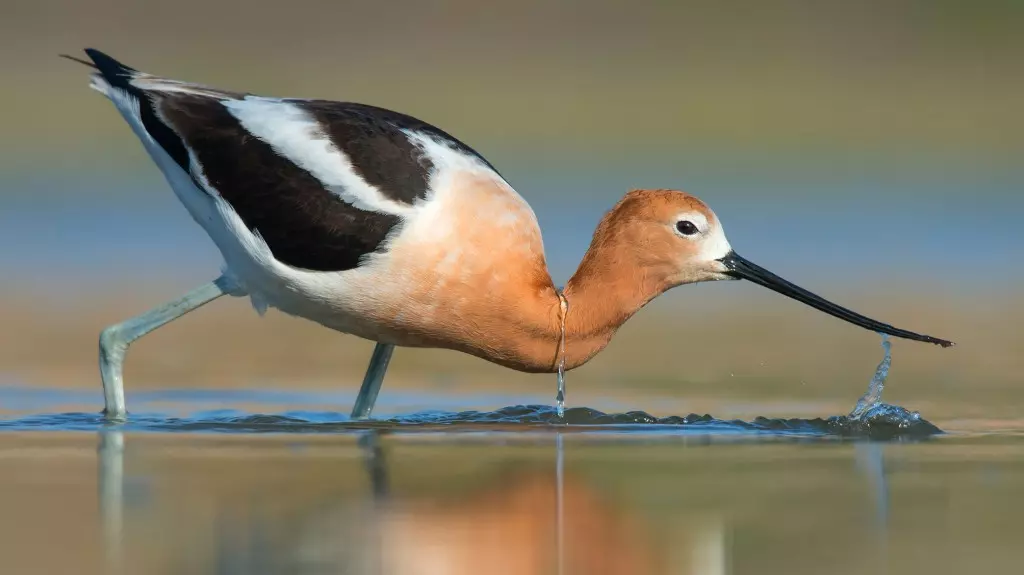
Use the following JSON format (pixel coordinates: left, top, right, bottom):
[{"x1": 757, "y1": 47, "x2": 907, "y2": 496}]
[
  {"x1": 849, "y1": 333, "x2": 892, "y2": 420},
  {"x1": 556, "y1": 293, "x2": 569, "y2": 419}
]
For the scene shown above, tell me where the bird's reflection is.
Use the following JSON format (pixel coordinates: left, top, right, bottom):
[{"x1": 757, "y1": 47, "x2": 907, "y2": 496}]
[
  {"x1": 93, "y1": 428, "x2": 898, "y2": 575},
  {"x1": 269, "y1": 430, "x2": 662, "y2": 574},
  {"x1": 346, "y1": 431, "x2": 666, "y2": 575},
  {"x1": 359, "y1": 430, "x2": 390, "y2": 501},
  {"x1": 854, "y1": 441, "x2": 890, "y2": 569},
  {"x1": 98, "y1": 427, "x2": 125, "y2": 575}
]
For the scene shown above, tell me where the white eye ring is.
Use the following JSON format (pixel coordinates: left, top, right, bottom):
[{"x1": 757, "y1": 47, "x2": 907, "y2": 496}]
[{"x1": 673, "y1": 211, "x2": 709, "y2": 237}]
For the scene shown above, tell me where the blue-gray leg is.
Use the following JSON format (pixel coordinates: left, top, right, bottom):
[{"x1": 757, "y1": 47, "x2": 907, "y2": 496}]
[
  {"x1": 350, "y1": 343, "x2": 395, "y2": 420},
  {"x1": 99, "y1": 275, "x2": 236, "y2": 419},
  {"x1": 98, "y1": 274, "x2": 394, "y2": 420}
]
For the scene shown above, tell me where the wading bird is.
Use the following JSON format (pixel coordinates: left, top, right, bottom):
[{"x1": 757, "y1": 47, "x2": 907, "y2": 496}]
[{"x1": 64, "y1": 49, "x2": 952, "y2": 420}]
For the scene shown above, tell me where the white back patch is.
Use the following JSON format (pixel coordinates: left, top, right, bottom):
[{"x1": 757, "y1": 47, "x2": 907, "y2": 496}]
[
  {"x1": 223, "y1": 97, "x2": 413, "y2": 216},
  {"x1": 403, "y1": 130, "x2": 493, "y2": 179},
  {"x1": 404, "y1": 130, "x2": 534, "y2": 213}
]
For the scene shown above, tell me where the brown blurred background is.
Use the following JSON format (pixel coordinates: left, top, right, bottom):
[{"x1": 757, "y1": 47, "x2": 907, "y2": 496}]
[{"x1": 0, "y1": 0, "x2": 1021, "y2": 421}]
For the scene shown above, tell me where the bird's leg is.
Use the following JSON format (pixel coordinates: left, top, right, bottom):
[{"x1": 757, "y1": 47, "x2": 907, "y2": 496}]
[
  {"x1": 349, "y1": 343, "x2": 395, "y2": 420},
  {"x1": 99, "y1": 275, "x2": 239, "y2": 419}
]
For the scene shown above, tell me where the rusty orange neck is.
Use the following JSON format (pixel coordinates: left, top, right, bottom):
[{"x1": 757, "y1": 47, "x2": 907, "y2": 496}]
[
  {"x1": 453, "y1": 219, "x2": 670, "y2": 374},
  {"x1": 390, "y1": 182, "x2": 676, "y2": 374},
  {"x1": 555, "y1": 244, "x2": 671, "y2": 370}
]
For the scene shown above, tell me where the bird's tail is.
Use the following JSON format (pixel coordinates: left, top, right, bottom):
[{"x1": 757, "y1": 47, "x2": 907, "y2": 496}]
[
  {"x1": 61, "y1": 47, "x2": 242, "y2": 102},
  {"x1": 60, "y1": 48, "x2": 144, "y2": 98},
  {"x1": 58, "y1": 53, "x2": 96, "y2": 69}
]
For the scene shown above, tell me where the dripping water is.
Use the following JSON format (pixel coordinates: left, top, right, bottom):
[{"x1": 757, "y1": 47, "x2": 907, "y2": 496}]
[
  {"x1": 850, "y1": 333, "x2": 892, "y2": 420},
  {"x1": 556, "y1": 293, "x2": 569, "y2": 419}
]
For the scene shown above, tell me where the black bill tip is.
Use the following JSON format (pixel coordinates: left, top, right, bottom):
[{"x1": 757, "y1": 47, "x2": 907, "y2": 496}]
[{"x1": 719, "y1": 251, "x2": 955, "y2": 348}]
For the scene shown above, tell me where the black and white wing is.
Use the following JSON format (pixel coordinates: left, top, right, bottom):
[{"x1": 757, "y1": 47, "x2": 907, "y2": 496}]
[{"x1": 75, "y1": 48, "x2": 500, "y2": 272}]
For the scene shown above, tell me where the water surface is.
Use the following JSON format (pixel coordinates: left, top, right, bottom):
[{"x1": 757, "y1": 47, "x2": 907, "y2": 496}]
[
  {"x1": 0, "y1": 387, "x2": 940, "y2": 440},
  {"x1": 1, "y1": 388, "x2": 1023, "y2": 574}
]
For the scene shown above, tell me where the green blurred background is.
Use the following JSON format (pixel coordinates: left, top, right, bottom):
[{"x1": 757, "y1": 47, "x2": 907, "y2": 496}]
[{"x1": 0, "y1": 0, "x2": 1021, "y2": 421}]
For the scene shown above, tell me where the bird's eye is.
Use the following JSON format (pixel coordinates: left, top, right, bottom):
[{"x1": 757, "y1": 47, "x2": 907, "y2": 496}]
[{"x1": 676, "y1": 220, "x2": 699, "y2": 236}]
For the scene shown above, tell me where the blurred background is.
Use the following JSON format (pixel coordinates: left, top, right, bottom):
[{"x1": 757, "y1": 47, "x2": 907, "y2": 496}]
[
  {"x1": 0, "y1": 0, "x2": 1022, "y2": 420},
  {"x1": 2, "y1": 2, "x2": 1024, "y2": 574}
]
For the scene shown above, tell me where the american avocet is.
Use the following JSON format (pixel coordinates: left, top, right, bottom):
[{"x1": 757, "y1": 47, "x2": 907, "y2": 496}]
[{"x1": 65, "y1": 49, "x2": 953, "y2": 420}]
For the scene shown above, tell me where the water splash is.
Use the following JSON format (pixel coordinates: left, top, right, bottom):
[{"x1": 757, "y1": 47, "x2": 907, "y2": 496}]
[
  {"x1": 850, "y1": 333, "x2": 892, "y2": 419},
  {"x1": 555, "y1": 293, "x2": 569, "y2": 418},
  {"x1": 837, "y1": 333, "x2": 932, "y2": 434},
  {"x1": 0, "y1": 405, "x2": 942, "y2": 439}
]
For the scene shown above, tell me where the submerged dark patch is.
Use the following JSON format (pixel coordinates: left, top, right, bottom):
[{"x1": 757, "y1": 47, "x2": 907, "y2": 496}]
[{"x1": 159, "y1": 96, "x2": 399, "y2": 272}]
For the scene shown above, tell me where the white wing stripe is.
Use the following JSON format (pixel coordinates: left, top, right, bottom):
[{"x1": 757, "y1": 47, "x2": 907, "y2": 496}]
[{"x1": 223, "y1": 97, "x2": 412, "y2": 216}]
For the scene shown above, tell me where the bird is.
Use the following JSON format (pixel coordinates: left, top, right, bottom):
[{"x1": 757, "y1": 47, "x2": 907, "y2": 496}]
[{"x1": 63, "y1": 48, "x2": 953, "y2": 421}]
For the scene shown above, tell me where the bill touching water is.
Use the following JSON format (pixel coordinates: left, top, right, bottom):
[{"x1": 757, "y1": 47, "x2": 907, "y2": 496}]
[
  {"x1": 827, "y1": 332, "x2": 940, "y2": 436},
  {"x1": 850, "y1": 334, "x2": 892, "y2": 420}
]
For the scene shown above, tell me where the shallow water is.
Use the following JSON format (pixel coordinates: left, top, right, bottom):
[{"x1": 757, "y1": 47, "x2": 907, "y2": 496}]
[
  {"x1": 0, "y1": 387, "x2": 939, "y2": 440},
  {"x1": 1, "y1": 387, "x2": 1023, "y2": 574}
]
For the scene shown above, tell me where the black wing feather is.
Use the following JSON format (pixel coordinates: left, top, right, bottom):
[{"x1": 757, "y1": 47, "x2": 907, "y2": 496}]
[
  {"x1": 84, "y1": 48, "x2": 193, "y2": 173},
  {"x1": 159, "y1": 96, "x2": 400, "y2": 272},
  {"x1": 76, "y1": 48, "x2": 499, "y2": 273}
]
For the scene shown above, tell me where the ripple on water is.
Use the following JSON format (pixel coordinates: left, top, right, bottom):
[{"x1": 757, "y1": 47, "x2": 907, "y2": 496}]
[{"x1": 0, "y1": 403, "x2": 941, "y2": 440}]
